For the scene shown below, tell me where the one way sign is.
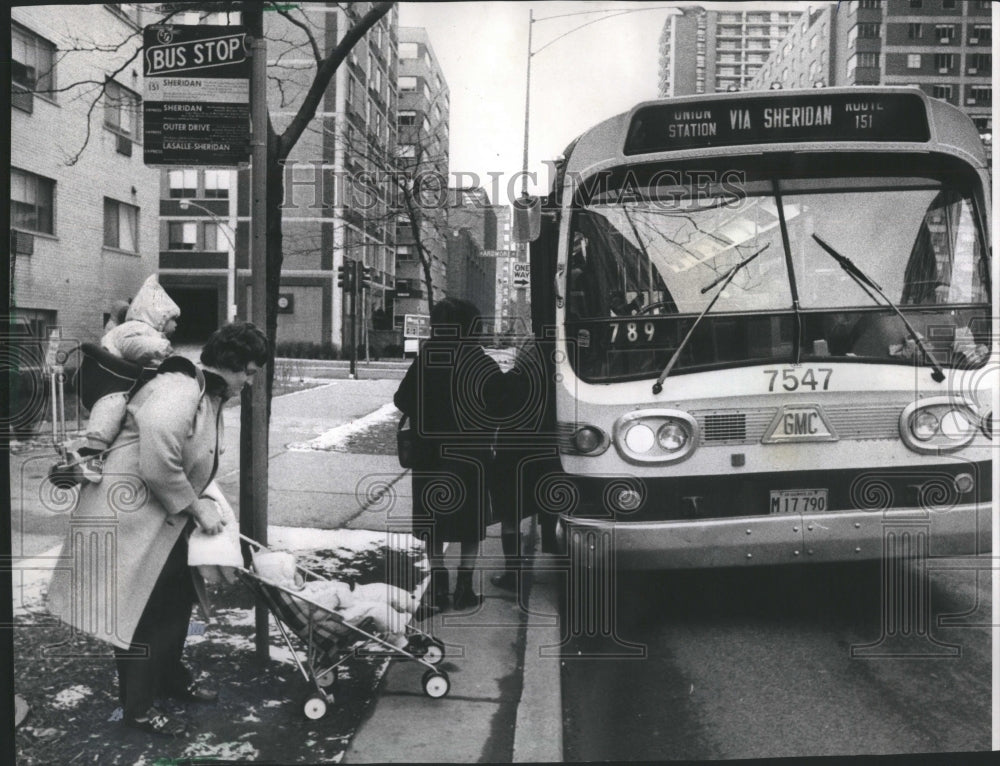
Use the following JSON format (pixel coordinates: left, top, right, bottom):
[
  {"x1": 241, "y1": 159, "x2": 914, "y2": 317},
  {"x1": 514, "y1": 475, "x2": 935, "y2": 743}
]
[{"x1": 512, "y1": 262, "x2": 530, "y2": 288}]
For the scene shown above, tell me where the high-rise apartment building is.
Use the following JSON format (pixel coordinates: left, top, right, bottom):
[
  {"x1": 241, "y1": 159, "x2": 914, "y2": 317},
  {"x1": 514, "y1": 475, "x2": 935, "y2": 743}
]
[
  {"x1": 393, "y1": 26, "x2": 450, "y2": 328},
  {"x1": 658, "y1": 6, "x2": 805, "y2": 96},
  {"x1": 747, "y1": 1, "x2": 991, "y2": 157},
  {"x1": 157, "y1": 4, "x2": 399, "y2": 350}
]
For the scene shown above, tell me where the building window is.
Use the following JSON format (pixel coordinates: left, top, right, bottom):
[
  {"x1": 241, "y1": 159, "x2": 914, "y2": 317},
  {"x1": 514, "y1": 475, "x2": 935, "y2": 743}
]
[
  {"x1": 168, "y1": 169, "x2": 197, "y2": 198},
  {"x1": 104, "y1": 198, "x2": 139, "y2": 252},
  {"x1": 968, "y1": 85, "x2": 991, "y2": 106},
  {"x1": 859, "y1": 1, "x2": 881, "y2": 8},
  {"x1": 397, "y1": 244, "x2": 415, "y2": 260},
  {"x1": 942, "y1": 0, "x2": 956, "y2": 8},
  {"x1": 908, "y1": 23, "x2": 922, "y2": 39},
  {"x1": 204, "y1": 170, "x2": 230, "y2": 198},
  {"x1": 857, "y1": 23, "x2": 880, "y2": 39},
  {"x1": 12, "y1": 23, "x2": 56, "y2": 107},
  {"x1": 399, "y1": 42, "x2": 418, "y2": 59},
  {"x1": 105, "y1": 4, "x2": 142, "y2": 26},
  {"x1": 909, "y1": 0, "x2": 922, "y2": 7},
  {"x1": 907, "y1": 54, "x2": 922, "y2": 69},
  {"x1": 203, "y1": 222, "x2": 231, "y2": 251},
  {"x1": 858, "y1": 52, "x2": 879, "y2": 68},
  {"x1": 935, "y1": 25, "x2": 955, "y2": 43},
  {"x1": 934, "y1": 53, "x2": 954, "y2": 71},
  {"x1": 397, "y1": 109, "x2": 416, "y2": 127},
  {"x1": 968, "y1": 53, "x2": 991, "y2": 73},
  {"x1": 168, "y1": 221, "x2": 197, "y2": 250},
  {"x1": 11, "y1": 168, "x2": 55, "y2": 234},
  {"x1": 971, "y1": 25, "x2": 991, "y2": 45},
  {"x1": 932, "y1": 84, "x2": 953, "y2": 100},
  {"x1": 104, "y1": 79, "x2": 141, "y2": 141},
  {"x1": 399, "y1": 76, "x2": 417, "y2": 92}
]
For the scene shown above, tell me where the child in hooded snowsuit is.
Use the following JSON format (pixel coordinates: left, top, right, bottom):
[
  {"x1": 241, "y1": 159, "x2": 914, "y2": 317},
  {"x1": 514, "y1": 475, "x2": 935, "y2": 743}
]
[{"x1": 71, "y1": 275, "x2": 181, "y2": 482}]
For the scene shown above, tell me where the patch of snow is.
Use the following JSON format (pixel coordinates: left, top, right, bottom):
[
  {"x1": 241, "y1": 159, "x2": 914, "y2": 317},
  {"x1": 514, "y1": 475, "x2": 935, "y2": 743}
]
[
  {"x1": 268, "y1": 525, "x2": 420, "y2": 553},
  {"x1": 262, "y1": 699, "x2": 283, "y2": 708},
  {"x1": 10, "y1": 544, "x2": 62, "y2": 617},
  {"x1": 287, "y1": 403, "x2": 399, "y2": 451},
  {"x1": 52, "y1": 685, "x2": 91, "y2": 709},
  {"x1": 182, "y1": 735, "x2": 260, "y2": 760}
]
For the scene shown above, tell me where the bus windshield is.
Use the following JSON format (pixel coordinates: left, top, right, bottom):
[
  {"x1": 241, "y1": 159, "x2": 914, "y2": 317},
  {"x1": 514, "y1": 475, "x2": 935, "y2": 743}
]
[{"x1": 566, "y1": 165, "x2": 990, "y2": 382}]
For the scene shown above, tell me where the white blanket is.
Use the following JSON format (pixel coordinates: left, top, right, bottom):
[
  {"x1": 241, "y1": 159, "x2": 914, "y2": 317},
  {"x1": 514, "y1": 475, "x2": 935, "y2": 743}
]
[{"x1": 187, "y1": 481, "x2": 242, "y2": 568}]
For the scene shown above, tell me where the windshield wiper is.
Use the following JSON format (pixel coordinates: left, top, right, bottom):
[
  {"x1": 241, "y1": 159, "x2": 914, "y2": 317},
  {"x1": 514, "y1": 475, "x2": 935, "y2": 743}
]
[
  {"x1": 652, "y1": 244, "x2": 769, "y2": 395},
  {"x1": 811, "y1": 234, "x2": 945, "y2": 383}
]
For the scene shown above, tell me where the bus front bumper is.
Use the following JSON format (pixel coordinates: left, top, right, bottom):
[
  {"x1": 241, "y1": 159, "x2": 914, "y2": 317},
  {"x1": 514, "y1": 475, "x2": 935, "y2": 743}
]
[{"x1": 557, "y1": 505, "x2": 991, "y2": 569}]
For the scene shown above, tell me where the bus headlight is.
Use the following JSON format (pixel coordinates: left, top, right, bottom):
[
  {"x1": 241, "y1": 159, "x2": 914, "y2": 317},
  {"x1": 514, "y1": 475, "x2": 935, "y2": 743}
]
[
  {"x1": 657, "y1": 421, "x2": 689, "y2": 452},
  {"x1": 573, "y1": 426, "x2": 607, "y2": 454},
  {"x1": 624, "y1": 423, "x2": 655, "y2": 453},
  {"x1": 900, "y1": 398, "x2": 980, "y2": 454},
  {"x1": 614, "y1": 409, "x2": 699, "y2": 464},
  {"x1": 911, "y1": 410, "x2": 939, "y2": 441}
]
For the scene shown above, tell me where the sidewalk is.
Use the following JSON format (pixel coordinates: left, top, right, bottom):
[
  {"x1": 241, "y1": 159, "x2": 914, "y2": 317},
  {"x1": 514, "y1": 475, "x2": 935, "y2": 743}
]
[
  {"x1": 344, "y1": 517, "x2": 564, "y2": 764},
  {"x1": 10, "y1": 377, "x2": 564, "y2": 763}
]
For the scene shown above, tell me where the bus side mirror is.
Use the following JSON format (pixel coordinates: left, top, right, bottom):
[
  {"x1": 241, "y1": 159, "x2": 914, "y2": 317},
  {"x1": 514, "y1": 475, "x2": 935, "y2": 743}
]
[{"x1": 513, "y1": 194, "x2": 541, "y2": 243}]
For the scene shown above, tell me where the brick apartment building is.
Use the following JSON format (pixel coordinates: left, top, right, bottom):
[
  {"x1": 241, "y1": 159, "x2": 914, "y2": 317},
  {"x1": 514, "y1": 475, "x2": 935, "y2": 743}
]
[{"x1": 11, "y1": 4, "x2": 162, "y2": 349}]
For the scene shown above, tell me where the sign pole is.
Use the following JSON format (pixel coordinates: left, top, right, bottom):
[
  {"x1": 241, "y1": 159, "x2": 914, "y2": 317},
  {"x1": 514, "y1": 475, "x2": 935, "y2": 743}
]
[
  {"x1": 350, "y1": 261, "x2": 358, "y2": 378},
  {"x1": 247, "y1": 4, "x2": 270, "y2": 663}
]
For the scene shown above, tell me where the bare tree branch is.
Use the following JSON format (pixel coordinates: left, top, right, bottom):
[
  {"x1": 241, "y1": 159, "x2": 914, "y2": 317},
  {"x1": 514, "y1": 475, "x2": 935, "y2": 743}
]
[
  {"x1": 277, "y1": 1, "x2": 393, "y2": 160},
  {"x1": 273, "y1": 5, "x2": 323, "y2": 64}
]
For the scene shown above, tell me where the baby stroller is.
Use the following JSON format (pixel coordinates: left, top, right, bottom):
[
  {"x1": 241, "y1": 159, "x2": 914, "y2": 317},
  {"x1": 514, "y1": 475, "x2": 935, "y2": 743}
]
[{"x1": 237, "y1": 535, "x2": 451, "y2": 720}]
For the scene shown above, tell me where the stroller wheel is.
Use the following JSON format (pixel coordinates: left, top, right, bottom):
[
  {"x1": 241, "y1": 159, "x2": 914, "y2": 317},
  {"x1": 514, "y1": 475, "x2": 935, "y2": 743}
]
[
  {"x1": 316, "y1": 670, "x2": 336, "y2": 689},
  {"x1": 422, "y1": 669, "x2": 450, "y2": 699},
  {"x1": 404, "y1": 635, "x2": 428, "y2": 657},
  {"x1": 422, "y1": 638, "x2": 445, "y2": 666},
  {"x1": 303, "y1": 694, "x2": 328, "y2": 720}
]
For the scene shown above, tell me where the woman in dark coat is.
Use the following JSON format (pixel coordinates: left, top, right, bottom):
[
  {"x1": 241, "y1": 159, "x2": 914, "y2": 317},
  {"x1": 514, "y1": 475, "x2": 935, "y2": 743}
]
[
  {"x1": 47, "y1": 322, "x2": 269, "y2": 736},
  {"x1": 394, "y1": 298, "x2": 507, "y2": 611}
]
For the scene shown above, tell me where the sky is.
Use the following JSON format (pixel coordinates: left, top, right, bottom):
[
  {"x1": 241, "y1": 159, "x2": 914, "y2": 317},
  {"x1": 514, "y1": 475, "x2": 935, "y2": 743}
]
[{"x1": 397, "y1": 1, "x2": 814, "y2": 203}]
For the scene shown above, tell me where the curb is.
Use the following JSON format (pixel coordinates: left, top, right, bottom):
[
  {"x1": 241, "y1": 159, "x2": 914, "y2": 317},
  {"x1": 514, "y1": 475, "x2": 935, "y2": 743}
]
[{"x1": 512, "y1": 518, "x2": 564, "y2": 763}]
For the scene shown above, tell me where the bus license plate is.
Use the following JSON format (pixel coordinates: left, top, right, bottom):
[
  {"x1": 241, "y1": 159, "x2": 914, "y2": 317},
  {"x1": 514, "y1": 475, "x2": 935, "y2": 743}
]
[{"x1": 769, "y1": 489, "x2": 828, "y2": 514}]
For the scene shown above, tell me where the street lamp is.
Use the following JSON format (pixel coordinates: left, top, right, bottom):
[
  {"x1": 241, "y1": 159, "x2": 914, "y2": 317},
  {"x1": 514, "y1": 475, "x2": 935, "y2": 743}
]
[
  {"x1": 178, "y1": 197, "x2": 238, "y2": 323},
  {"x1": 521, "y1": 5, "x2": 680, "y2": 196}
]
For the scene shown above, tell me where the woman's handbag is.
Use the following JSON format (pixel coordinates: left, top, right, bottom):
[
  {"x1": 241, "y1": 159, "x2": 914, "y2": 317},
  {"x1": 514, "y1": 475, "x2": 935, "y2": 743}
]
[{"x1": 397, "y1": 414, "x2": 416, "y2": 469}]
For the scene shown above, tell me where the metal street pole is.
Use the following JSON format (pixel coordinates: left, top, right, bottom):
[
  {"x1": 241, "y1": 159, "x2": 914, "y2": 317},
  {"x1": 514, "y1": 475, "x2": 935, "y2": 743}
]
[{"x1": 246, "y1": 3, "x2": 270, "y2": 663}]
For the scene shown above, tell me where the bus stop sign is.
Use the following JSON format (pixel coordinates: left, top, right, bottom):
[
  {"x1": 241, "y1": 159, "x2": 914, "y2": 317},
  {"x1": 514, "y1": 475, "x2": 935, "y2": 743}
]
[{"x1": 143, "y1": 24, "x2": 251, "y2": 166}]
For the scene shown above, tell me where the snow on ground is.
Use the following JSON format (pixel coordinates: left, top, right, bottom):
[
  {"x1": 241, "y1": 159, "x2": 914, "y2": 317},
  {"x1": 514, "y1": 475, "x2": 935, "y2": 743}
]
[
  {"x1": 269, "y1": 525, "x2": 420, "y2": 554},
  {"x1": 12, "y1": 527, "x2": 422, "y2": 618},
  {"x1": 286, "y1": 403, "x2": 399, "y2": 452}
]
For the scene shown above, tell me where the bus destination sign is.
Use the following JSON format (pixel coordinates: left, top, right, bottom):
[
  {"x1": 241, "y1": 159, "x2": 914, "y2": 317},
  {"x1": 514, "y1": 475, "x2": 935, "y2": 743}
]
[{"x1": 624, "y1": 93, "x2": 931, "y2": 155}]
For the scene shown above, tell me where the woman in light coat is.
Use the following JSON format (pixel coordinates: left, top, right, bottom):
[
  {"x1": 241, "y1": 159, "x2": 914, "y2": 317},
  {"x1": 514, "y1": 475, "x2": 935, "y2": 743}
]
[{"x1": 47, "y1": 322, "x2": 269, "y2": 736}]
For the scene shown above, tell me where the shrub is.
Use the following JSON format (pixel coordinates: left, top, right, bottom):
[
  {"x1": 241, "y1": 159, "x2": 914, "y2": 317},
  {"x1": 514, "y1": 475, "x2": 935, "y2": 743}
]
[{"x1": 274, "y1": 341, "x2": 341, "y2": 360}]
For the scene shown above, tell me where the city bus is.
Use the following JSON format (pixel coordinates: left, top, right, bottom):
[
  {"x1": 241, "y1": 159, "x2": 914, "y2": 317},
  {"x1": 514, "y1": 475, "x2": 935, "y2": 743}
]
[{"x1": 517, "y1": 87, "x2": 992, "y2": 574}]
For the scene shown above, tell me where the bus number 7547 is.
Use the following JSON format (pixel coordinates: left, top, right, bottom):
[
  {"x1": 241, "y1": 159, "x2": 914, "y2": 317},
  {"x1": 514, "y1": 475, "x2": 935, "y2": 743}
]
[{"x1": 764, "y1": 368, "x2": 833, "y2": 392}]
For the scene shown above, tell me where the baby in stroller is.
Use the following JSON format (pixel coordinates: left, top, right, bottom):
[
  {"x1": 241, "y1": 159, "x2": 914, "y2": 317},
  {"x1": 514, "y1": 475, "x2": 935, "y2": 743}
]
[{"x1": 252, "y1": 550, "x2": 418, "y2": 648}]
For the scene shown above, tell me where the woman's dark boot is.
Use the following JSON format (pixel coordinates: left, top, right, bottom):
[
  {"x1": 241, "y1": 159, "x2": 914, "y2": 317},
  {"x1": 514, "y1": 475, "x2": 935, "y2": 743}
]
[
  {"x1": 490, "y1": 532, "x2": 519, "y2": 591},
  {"x1": 452, "y1": 568, "x2": 483, "y2": 610},
  {"x1": 432, "y1": 567, "x2": 451, "y2": 612},
  {"x1": 415, "y1": 568, "x2": 449, "y2": 621}
]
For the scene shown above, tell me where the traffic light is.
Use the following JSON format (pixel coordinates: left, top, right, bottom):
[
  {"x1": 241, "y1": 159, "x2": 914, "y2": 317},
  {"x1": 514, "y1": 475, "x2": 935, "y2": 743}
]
[
  {"x1": 337, "y1": 262, "x2": 355, "y2": 290},
  {"x1": 360, "y1": 265, "x2": 373, "y2": 288}
]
